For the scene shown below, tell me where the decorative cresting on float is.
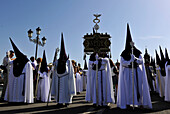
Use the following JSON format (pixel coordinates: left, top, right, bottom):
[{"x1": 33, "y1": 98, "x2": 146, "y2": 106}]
[{"x1": 83, "y1": 14, "x2": 111, "y2": 54}]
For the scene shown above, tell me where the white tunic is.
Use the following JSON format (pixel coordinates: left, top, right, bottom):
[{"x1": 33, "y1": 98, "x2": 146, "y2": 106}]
[
  {"x1": 76, "y1": 72, "x2": 83, "y2": 92},
  {"x1": 86, "y1": 57, "x2": 115, "y2": 106},
  {"x1": 165, "y1": 64, "x2": 170, "y2": 101},
  {"x1": 156, "y1": 66, "x2": 165, "y2": 97},
  {"x1": 37, "y1": 71, "x2": 51, "y2": 102},
  {"x1": 117, "y1": 55, "x2": 152, "y2": 109},
  {"x1": 51, "y1": 59, "x2": 76, "y2": 103},
  {"x1": 4, "y1": 62, "x2": 34, "y2": 103}
]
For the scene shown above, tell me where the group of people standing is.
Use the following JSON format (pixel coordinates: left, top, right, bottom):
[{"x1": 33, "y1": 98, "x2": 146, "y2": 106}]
[{"x1": 0, "y1": 24, "x2": 170, "y2": 110}]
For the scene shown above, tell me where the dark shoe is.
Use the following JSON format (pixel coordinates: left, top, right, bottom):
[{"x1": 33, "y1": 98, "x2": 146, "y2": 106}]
[
  {"x1": 56, "y1": 103, "x2": 64, "y2": 108},
  {"x1": 65, "y1": 103, "x2": 69, "y2": 107}
]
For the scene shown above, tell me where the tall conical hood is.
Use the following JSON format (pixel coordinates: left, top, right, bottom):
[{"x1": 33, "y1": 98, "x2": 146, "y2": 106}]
[
  {"x1": 155, "y1": 50, "x2": 161, "y2": 65},
  {"x1": 84, "y1": 59, "x2": 88, "y2": 70},
  {"x1": 159, "y1": 46, "x2": 166, "y2": 76},
  {"x1": 57, "y1": 33, "x2": 68, "y2": 74},
  {"x1": 144, "y1": 48, "x2": 150, "y2": 64},
  {"x1": 159, "y1": 46, "x2": 165, "y2": 62},
  {"x1": 9, "y1": 38, "x2": 29, "y2": 77},
  {"x1": 125, "y1": 23, "x2": 133, "y2": 50},
  {"x1": 59, "y1": 33, "x2": 68, "y2": 61},
  {"x1": 165, "y1": 48, "x2": 169, "y2": 62},
  {"x1": 40, "y1": 50, "x2": 48, "y2": 73},
  {"x1": 121, "y1": 24, "x2": 141, "y2": 61}
]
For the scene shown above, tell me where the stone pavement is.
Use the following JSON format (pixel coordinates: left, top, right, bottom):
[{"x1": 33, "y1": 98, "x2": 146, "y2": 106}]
[{"x1": 0, "y1": 89, "x2": 170, "y2": 114}]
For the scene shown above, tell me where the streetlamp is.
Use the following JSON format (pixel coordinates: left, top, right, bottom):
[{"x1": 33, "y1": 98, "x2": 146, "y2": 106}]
[{"x1": 27, "y1": 27, "x2": 47, "y2": 60}]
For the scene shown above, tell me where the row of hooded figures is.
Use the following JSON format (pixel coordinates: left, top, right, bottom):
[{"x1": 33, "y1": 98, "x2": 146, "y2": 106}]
[{"x1": 1, "y1": 24, "x2": 170, "y2": 110}]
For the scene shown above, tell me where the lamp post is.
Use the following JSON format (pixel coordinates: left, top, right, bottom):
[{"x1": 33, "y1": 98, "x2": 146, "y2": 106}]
[{"x1": 27, "y1": 27, "x2": 47, "y2": 60}]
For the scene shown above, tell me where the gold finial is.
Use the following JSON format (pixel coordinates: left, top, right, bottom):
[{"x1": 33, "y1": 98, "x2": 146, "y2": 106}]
[{"x1": 93, "y1": 14, "x2": 101, "y2": 33}]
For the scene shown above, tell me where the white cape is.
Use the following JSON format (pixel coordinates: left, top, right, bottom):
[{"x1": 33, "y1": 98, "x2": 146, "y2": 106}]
[
  {"x1": 37, "y1": 71, "x2": 51, "y2": 102},
  {"x1": 86, "y1": 58, "x2": 115, "y2": 106},
  {"x1": 117, "y1": 55, "x2": 152, "y2": 109},
  {"x1": 5, "y1": 62, "x2": 34, "y2": 103},
  {"x1": 51, "y1": 59, "x2": 76, "y2": 103}
]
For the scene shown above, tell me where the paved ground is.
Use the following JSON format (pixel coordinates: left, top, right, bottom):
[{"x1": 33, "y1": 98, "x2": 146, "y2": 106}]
[{"x1": 0, "y1": 87, "x2": 170, "y2": 114}]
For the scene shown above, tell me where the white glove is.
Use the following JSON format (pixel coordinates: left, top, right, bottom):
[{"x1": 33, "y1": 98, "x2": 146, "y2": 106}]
[{"x1": 131, "y1": 54, "x2": 135, "y2": 62}]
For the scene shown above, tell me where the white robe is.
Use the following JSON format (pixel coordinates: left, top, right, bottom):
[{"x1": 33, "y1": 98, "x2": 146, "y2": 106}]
[
  {"x1": 117, "y1": 55, "x2": 152, "y2": 109},
  {"x1": 86, "y1": 57, "x2": 115, "y2": 106},
  {"x1": 37, "y1": 71, "x2": 51, "y2": 102},
  {"x1": 4, "y1": 61, "x2": 34, "y2": 103},
  {"x1": 156, "y1": 66, "x2": 165, "y2": 97},
  {"x1": 51, "y1": 59, "x2": 76, "y2": 103},
  {"x1": 165, "y1": 64, "x2": 170, "y2": 101},
  {"x1": 76, "y1": 72, "x2": 83, "y2": 92}
]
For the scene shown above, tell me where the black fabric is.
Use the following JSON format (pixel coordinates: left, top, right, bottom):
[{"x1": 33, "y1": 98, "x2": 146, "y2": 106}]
[
  {"x1": 84, "y1": 59, "x2": 88, "y2": 70},
  {"x1": 155, "y1": 50, "x2": 161, "y2": 65},
  {"x1": 57, "y1": 33, "x2": 68, "y2": 74},
  {"x1": 10, "y1": 38, "x2": 29, "y2": 77},
  {"x1": 92, "y1": 59, "x2": 102, "y2": 70},
  {"x1": 40, "y1": 50, "x2": 48, "y2": 73},
  {"x1": 159, "y1": 46, "x2": 166, "y2": 76}
]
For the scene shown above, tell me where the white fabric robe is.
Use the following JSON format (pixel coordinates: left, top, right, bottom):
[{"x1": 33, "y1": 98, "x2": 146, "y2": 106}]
[
  {"x1": 165, "y1": 64, "x2": 170, "y2": 101},
  {"x1": 156, "y1": 66, "x2": 165, "y2": 97},
  {"x1": 4, "y1": 61, "x2": 34, "y2": 103},
  {"x1": 51, "y1": 59, "x2": 76, "y2": 103},
  {"x1": 76, "y1": 72, "x2": 83, "y2": 92},
  {"x1": 37, "y1": 71, "x2": 51, "y2": 102},
  {"x1": 117, "y1": 55, "x2": 152, "y2": 109},
  {"x1": 86, "y1": 58, "x2": 115, "y2": 106}
]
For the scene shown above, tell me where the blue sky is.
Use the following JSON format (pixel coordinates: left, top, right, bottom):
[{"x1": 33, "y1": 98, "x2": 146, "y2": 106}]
[{"x1": 0, "y1": 0, "x2": 170, "y2": 66}]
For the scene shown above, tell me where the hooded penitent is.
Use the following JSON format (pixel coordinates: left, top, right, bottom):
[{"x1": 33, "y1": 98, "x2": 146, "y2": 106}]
[
  {"x1": 10, "y1": 38, "x2": 29, "y2": 77},
  {"x1": 120, "y1": 24, "x2": 141, "y2": 61},
  {"x1": 57, "y1": 33, "x2": 68, "y2": 74},
  {"x1": 40, "y1": 50, "x2": 48, "y2": 73},
  {"x1": 159, "y1": 46, "x2": 166, "y2": 76},
  {"x1": 144, "y1": 48, "x2": 150, "y2": 64}
]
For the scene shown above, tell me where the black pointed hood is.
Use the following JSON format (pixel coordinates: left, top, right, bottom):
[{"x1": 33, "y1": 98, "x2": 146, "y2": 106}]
[
  {"x1": 40, "y1": 50, "x2": 48, "y2": 73},
  {"x1": 155, "y1": 50, "x2": 161, "y2": 65},
  {"x1": 9, "y1": 38, "x2": 29, "y2": 77},
  {"x1": 84, "y1": 59, "x2": 88, "y2": 70},
  {"x1": 121, "y1": 24, "x2": 141, "y2": 61},
  {"x1": 57, "y1": 33, "x2": 68, "y2": 74},
  {"x1": 159, "y1": 46, "x2": 165, "y2": 62},
  {"x1": 59, "y1": 33, "x2": 68, "y2": 61},
  {"x1": 144, "y1": 48, "x2": 150, "y2": 64},
  {"x1": 150, "y1": 57, "x2": 156, "y2": 74},
  {"x1": 165, "y1": 48, "x2": 169, "y2": 62},
  {"x1": 159, "y1": 46, "x2": 166, "y2": 76}
]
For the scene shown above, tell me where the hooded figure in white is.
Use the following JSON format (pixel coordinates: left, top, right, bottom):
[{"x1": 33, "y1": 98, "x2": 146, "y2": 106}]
[
  {"x1": 155, "y1": 48, "x2": 166, "y2": 98},
  {"x1": 37, "y1": 50, "x2": 51, "y2": 102},
  {"x1": 4, "y1": 38, "x2": 34, "y2": 103},
  {"x1": 86, "y1": 53, "x2": 115, "y2": 106},
  {"x1": 165, "y1": 48, "x2": 170, "y2": 101},
  {"x1": 117, "y1": 24, "x2": 152, "y2": 109},
  {"x1": 51, "y1": 33, "x2": 76, "y2": 107}
]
